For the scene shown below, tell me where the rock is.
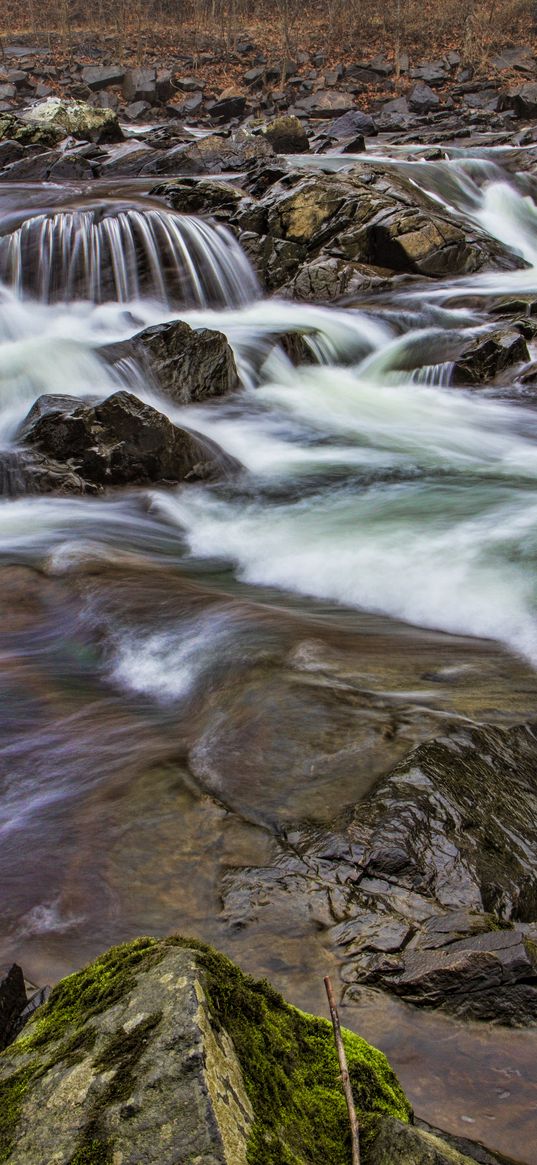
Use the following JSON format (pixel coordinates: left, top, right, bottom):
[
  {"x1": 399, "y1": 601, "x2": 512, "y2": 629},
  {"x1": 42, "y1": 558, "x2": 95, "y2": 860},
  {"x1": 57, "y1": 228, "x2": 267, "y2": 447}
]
[
  {"x1": 284, "y1": 256, "x2": 394, "y2": 302},
  {"x1": 263, "y1": 114, "x2": 309, "y2": 153},
  {"x1": 122, "y1": 67, "x2": 157, "y2": 104},
  {"x1": 0, "y1": 965, "x2": 26, "y2": 1051},
  {"x1": 0, "y1": 138, "x2": 24, "y2": 166},
  {"x1": 410, "y1": 61, "x2": 449, "y2": 85},
  {"x1": 22, "y1": 98, "x2": 123, "y2": 143},
  {"x1": 167, "y1": 91, "x2": 203, "y2": 117},
  {"x1": 500, "y1": 82, "x2": 537, "y2": 117},
  {"x1": 151, "y1": 175, "x2": 243, "y2": 217},
  {"x1": 123, "y1": 100, "x2": 151, "y2": 121},
  {"x1": 0, "y1": 448, "x2": 90, "y2": 497},
  {"x1": 130, "y1": 320, "x2": 239, "y2": 405},
  {"x1": 0, "y1": 112, "x2": 62, "y2": 147},
  {"x1": 367, "y1": 1116, "x2": 479, "y2": 1165},
  {"x1": 294, "y1": 90, "x2": 355, "y2": 117},
  {"x1": 80, "y1": 65, "x2": 125, "y2": 90},
  {"x1": 22, "y1": 391, "x2": 238, "y2": 489},
  {"x1": 409, "y1": 82, "x2": 440, "y2": 114},
  {"x1": 98, "y1": 142, "x2": 155, "y2": 176},
  {"x1": 452, "y1": 329, "x2": 530, "y2": 384},
  {"x1": 221, "y1": 723, "x2": 537, "y2": 1024},
  {"x1": 0, "y1": 935, "x2": 415, "y2": 1164},
  {"x1": 208, "y1": 93, "x2": 247, "y2": 120},
  {"x1": 328, "y1": 108, "x2": 378, "y2": 138},
  {"x1": 47, "y1": 151, "x2": 95, "y2": 179},
  {"x1": 2, "y1": 149, "x2": 62, "y2": 180}
]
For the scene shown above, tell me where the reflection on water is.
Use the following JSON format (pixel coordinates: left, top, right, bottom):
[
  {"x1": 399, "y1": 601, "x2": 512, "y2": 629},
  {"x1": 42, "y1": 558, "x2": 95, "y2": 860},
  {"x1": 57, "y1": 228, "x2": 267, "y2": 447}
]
[{"x1": 1, "y1": 148, "x2": 537, "y2": 1161}]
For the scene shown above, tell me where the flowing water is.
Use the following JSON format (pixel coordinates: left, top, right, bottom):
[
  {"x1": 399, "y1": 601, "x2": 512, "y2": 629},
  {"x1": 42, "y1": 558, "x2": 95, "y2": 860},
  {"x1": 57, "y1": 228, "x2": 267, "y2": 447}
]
[{"x1": 1, "y1": 146, "x2": 537, "y2": 1159}]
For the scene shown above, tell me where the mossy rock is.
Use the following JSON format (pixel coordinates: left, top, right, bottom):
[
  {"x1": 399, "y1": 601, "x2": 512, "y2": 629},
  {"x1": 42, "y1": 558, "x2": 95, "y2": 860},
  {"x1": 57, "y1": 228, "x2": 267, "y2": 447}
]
[{"x1": 0, "y1": 934, "x2": 413, "y2": 1164}]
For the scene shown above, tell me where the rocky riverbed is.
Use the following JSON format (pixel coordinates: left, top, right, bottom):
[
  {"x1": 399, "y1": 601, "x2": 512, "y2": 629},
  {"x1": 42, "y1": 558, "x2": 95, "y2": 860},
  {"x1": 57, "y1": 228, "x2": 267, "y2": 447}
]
[{"x1": 1, "y1": 48, "x2": 537, "y2": 1164}]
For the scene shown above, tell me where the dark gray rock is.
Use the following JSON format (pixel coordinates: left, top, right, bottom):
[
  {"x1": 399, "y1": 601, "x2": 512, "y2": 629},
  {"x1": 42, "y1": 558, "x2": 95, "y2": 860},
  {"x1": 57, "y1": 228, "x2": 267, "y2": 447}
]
[
  {"x1": 122, "y1": 67, "x2": 157, "y2": 104},
  {"x1": 222, "y1": 723, "x2": 537, "y2": 1024},
  {"x1": 328, "y1": 108, "x2": 378, "y2": 138},
  {"x1": 131, "y1": 320, "x2": 239, "y2": 404},
  {"x1": 0, "y1": 965, "x2": 27, "y2": 1051},
  {"x1": 500, "y1": 81, "x2": 537, "y2": 117},
  {"x1": 123, "y1": 100, "x2": 151, "y2": 121},
  {"x1": 409, "y1": 82, "x2": 440, "y2": 113},
  {"x1": 22, "y1": 391, "x2": 239, "y2": 489},
  {"x1": 208, "y1": 93, "x2": 247, "y2": 121},
  {"x1": 80, "y1": 65, "x2": 125, "y2": 90},
  {"x1": 452, "y1": 329, "x2": 530, "y2": 384}
]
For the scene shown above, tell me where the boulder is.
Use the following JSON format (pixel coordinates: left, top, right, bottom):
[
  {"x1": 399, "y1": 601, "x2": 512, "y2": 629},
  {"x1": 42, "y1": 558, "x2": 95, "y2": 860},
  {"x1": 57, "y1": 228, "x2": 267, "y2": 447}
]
[
  {"x1": 22, "y1": 390, "x2": 238, "y2": 489},
  {"x1": 0, "y1": 448, "x2": 90, "y2": 497},
  {"x1": 294, "y1": 90, "x2": 356, "y2": 117},
  {"x1": 0, "y1": 112, "x2": 63, "y2": 147},
  {"x1": 130, "y1": 319, "x2": 239, "y2": 405},
  {"x1": 208, "y1": 93, "x2": 247, "y2": 120},
  {"x1": 22, "y1": 98, "x2": 123, "y2": 143},
  {"x1": 408, "y1": 82, "x2": 440, "y2": 114},
  {"x1": 452, "y1": 329, "x2": 530, "y2": 384},
  {"x1": 80, "y1": 65, "x2": 125, "y2": 91},
  {"x1": 500, "y1": 82, "x2": 537, "y2": 117},
  {"x1": 328, "y1": 108, "x2": 377, "y2": 138},
  {"x1": 263, "y1": 114, "x2": 309, "y2": 152},
  {"x1": 0, "y1": 935, "x2": 412, "y2": 1164}
]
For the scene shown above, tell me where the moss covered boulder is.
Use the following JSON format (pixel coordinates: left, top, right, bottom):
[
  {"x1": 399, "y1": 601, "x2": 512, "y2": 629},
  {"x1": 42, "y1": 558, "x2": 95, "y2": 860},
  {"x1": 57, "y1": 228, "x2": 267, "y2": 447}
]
[
  {"x1": 22, "y1": 98, "x2": 123, "y2": 144},
  {"x1": 0, "y1": 936, "x2": 496, "y2": 1164}
]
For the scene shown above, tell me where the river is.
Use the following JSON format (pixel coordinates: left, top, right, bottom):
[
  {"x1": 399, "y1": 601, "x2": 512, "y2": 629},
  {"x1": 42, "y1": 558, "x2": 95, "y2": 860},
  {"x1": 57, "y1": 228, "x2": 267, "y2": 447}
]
[{"x1": 1, "y1": 143, "x2": 537, "y2": 1161}]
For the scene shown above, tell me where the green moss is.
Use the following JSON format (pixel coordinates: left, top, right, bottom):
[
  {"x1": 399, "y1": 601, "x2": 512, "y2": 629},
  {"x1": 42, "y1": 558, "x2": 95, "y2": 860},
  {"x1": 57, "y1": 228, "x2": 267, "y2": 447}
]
[
  {"x1": 69, "y1": 1134, "x2": 113, "y2": 1165},
  {"x1": 17, "y1": 937, "x2": 159, "y2": 1053},
  {"x1": 0, "y1": 1065, "x2": 37, "y2": 1163},
  {"x1": 167, "y1": 937, "x2": 411, "y2": 1165}
]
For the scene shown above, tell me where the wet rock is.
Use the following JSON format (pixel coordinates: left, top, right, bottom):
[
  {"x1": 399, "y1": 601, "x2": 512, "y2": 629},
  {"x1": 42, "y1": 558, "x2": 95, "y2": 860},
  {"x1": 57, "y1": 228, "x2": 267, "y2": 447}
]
[
  {"x1": 22, "y1": 97, "x2": 123, "y2": 143},
  {"x1": 2, "y1": 148, "x2": 62, "y2": 180},
  {"x1": 151, "y1": 175, "x2": 243, "y2": 217},
  {"x1": 222, "y1": 723, "x2": 537, "y2": 1024},
  {"x1": 167, "y1": 91, "x2": 203, "y2": 118},
  {"x1": 130, "y1": 319, "x2": 239, "y2": 404},
  {"x1": 0, "y1": 965, "x2": 27, "y2": 1051},
  {"x1": 0, "y1": 935, "x2": 414, "y2": 1165},
  {"x1": 0, "y1": 448, "x2": 90, "y2": 497},
  {"x1": 263, "y1": 114, "x2": 309, "y2": 153},
  {"x1": 452, "y1": 329, "x2": 530, "y2": 384},
  {"x1": 47, "y1": 151, "x2": 95, "y2": 179},
  {"x1": 22, "y1": 390, "x2": 238, "y2": 489},
  {"x1": 98, "y1": 141, "x2": 155, "y2": 176},
  {"x1": 284, "y1": 256, "x2": 394, "y2": 302}
]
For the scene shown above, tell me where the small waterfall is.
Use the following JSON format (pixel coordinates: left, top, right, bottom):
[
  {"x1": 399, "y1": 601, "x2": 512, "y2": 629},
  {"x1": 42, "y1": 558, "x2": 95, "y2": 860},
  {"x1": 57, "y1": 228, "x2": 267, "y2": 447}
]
[{"x1": 0, "y1": 203, "x2": 260, "y2": 308}]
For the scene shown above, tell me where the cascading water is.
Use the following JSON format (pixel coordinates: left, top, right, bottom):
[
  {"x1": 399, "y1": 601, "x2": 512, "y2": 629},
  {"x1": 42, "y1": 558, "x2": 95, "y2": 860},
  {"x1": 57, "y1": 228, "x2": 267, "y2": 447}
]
[{"x1": 0, "y1": 201, "x2": 259, "y2": 306}]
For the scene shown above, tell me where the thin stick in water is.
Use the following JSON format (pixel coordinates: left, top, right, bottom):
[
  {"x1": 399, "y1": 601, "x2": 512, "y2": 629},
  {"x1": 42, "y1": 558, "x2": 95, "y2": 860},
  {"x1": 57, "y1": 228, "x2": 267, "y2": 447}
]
[{"x1": 324, "y1": 975, "x2": 360, "y2": 1165}]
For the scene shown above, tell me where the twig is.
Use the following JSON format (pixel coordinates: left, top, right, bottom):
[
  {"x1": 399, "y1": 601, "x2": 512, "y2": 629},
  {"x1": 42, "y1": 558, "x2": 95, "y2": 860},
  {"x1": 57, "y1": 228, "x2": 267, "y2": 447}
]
[{"x1": 324, "y1": 975, "x2": 360, "y2": 1165}]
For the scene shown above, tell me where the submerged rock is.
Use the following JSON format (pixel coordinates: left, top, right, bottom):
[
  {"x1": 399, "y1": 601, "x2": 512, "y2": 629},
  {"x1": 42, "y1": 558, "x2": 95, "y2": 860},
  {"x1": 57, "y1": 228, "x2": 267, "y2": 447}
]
[
  {"x1": 0, "y1": 934, "x2": 492, "y2": 1164},
  {"x1": 21, "y1": 390, "x2": 238, "y2": 490}
]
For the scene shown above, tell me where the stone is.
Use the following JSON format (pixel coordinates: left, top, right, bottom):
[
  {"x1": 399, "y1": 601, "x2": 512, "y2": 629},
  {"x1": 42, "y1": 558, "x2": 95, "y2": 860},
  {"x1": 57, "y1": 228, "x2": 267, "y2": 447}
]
[
  {"x1": 367, "y1": 1116, "x2": 479, "y2": 1165},
  {"x1": 263, "y1": 114, "x2": 309, "y2": 152},
  {"x1": 0, "y1": 965, "x2": 26, "y2": 1051},
  {"x1": 0, "y1": 448, "x2": 90, "y2": 497},
  {"x1": 123, "y1": 100, "x2": 151, "y2": 121},
  {"x1": 221, "y1": 722, "x2": 537, "y2": 1024},
  {"x1": 452, "y1": 329, "x2": 530, "y2": 384},
  {"x1": 208, "y1": 93, "x2": 247, "y2": 120},
  {"x1": 80, "y1": 65, "x2": 125, "y2": 90},
  {"x1": 46, "y1": 152, "x2": 95, "y2": 179},
  {"x1": 500, "y1": 82, "x2": 537, "y2": 117},
  {"x1": 167, "y1": 91, "x2": 203, "y2": 117},
  {"x1": 409, "y1": 83, "x2": 440, "y2": 114},
  {"x1": 22, "y1": 391, "x2": 239, "y2": 489},
  {"x1": 328, "y1": 108, "x2": 378, "y2": 138},
  {"x1": 0, "y1": 112, "x2": 63, "y2": 147},
  {"x1": 0, "y1": 936, "x2": 414, "y2": 1164},
  {"x1": 122, "y1": 67, "x2": 157, "y2": 104},
  {"x1": 0, "y1": 138, "x2": 24, "y2": 167},
  {"x1": 129, "y1": 320, "x2": 240, "y2": 405},
  {"x1": 294, "y1": 90, "x2": 355, "y2": 117},
  {"x1": 22, "y1": 98, "x2": 123, "y2": 143}
]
